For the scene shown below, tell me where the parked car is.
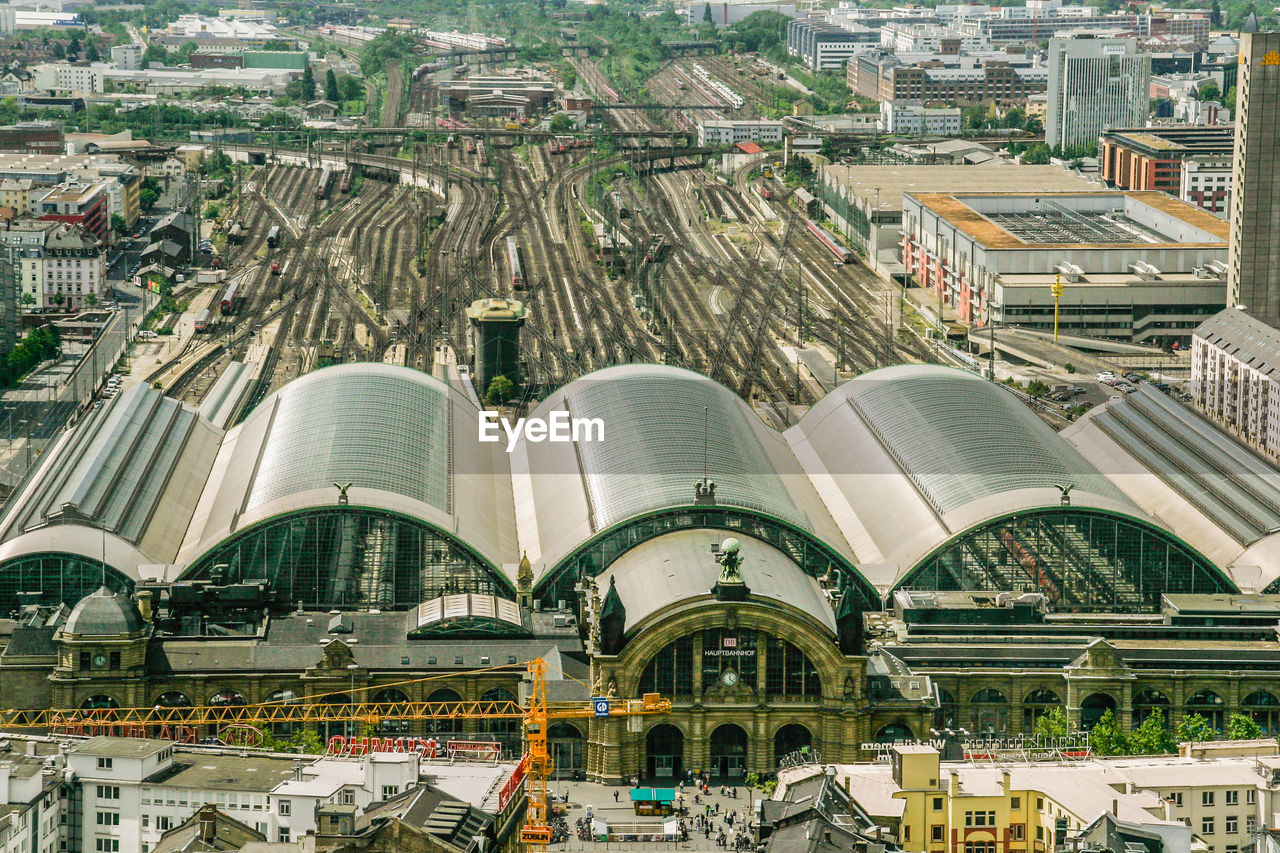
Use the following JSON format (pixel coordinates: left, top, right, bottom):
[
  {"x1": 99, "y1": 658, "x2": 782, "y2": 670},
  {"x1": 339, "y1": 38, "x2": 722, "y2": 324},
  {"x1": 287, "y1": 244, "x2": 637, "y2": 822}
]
[{"x1": 137, "y1": 330, "x2": 158, "y2": 340}]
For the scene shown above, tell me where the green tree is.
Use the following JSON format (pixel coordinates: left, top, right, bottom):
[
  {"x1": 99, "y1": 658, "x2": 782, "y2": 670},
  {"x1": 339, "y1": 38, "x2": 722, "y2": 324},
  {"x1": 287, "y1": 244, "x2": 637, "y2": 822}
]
[
  {"x1": 1027, "y1": 379, "x2": 1050, "y2": 398},
  {"x1": 203, "y1": 203, "x2": 221, "y2": 220},
  {"x1": 703, "y1": 3, "x2": 714, "y2": 24},
  {"x1": 339, "y1": 74, "x2": 362, "y2": 103},
  {"x1": 110, "y1": 214, "x2": 127, "y2": 236},
  {"x1": 85, "y1": 40, "x2": 99, "y2": 62},
  {"x1": 20, "y1": 293, "x2": 34, "y2": 309},
  {"x1": 1198, "y1": 81, "x2": 1221, "y2": 103},
  {"x1": 84, "y1": 291, "x2": 97, "y2": 308},
  {"x1": 51, "y1": 292, "x2": 64, "y2": 307},
  {"x1": 1033, "y1": 706, "x2": 1069, "y2": 739},
  {"x1": 143, "y1": 44, "x2": 168, "y2": 66},
  {"x1": 324, "y1": 68, "x2": 340, "y2": 102},
  {"x1": 1128, "y1": 710, "x2": 1176, "y2": 755},
  {"x1": 1002, "y1": 106, "x2": 1026, "y2": 129},
  {"x1": 485, "y1": 374, "x2": 515, "y2": 404},
  {"x1": 50, "y1": 40, "x2": 64, "y2": 60},
  {"x1": 1176, "y1": 713, "x2": 1217, "y2": 743},
  {"x1": 1088, "y1": 709, "x2": 1128, "y2": 755},
  {"x1": 139, "y1": 187, "x2": 159, "y2": 211},
  {"x1": 549, "y1": 113, "x2": 574, "y2": 132},
  {"x1": 301, "y1": 63, "x2": 315, "y2": 100},
  {"x1": 1021, "y1": 143, "x2": 1052, "y2": 164},
  {"x1": 1226, "y1": 713, "x2": 1263, "y2": 740},
  {"x1": 1225, "y1": 86, "x2": 1237, "y2": 111}
]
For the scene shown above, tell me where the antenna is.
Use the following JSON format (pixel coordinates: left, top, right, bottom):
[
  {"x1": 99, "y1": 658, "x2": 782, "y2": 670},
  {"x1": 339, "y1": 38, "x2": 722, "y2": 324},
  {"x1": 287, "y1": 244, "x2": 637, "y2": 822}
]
[{"x1": 100, "y1": 522, "x2": 106, "y2": 587}]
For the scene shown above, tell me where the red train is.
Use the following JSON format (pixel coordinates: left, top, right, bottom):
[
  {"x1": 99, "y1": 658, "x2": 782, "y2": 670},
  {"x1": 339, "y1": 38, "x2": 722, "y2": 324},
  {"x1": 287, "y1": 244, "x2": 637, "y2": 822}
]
[
  {"x1": 220, "y1": 280, "x2": 240, "y2": 315},
  {"x1": 806, "y1": 219, "x2": 853, "y2": 263},
  {"x1": 270, "y1": 261, "x2": 281, "y2": 275}
]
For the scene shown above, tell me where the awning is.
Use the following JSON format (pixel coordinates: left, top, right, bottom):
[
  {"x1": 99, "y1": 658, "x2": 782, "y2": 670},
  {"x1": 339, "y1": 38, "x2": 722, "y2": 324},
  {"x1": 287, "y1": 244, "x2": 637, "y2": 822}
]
[{"x1": 629, "y1": 788, "x2": 676, "y2": 803}]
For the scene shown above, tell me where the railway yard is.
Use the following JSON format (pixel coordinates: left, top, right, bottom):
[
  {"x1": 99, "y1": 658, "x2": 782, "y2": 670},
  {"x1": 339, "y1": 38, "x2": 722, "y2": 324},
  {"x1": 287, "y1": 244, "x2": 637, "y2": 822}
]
[{"x1": 148, "y1": 58, "x2": 931, "y2": 424}]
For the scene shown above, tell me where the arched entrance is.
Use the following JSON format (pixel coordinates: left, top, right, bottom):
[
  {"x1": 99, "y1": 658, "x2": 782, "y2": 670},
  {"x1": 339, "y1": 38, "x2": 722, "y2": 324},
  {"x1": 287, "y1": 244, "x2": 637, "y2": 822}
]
[
  {"x1": 1080, "y1": 693, "x2": 1116, "y2": 731},
  {"x1": 372, "y1": 688, "x2": 411, "y2": 734},
  {"x1": 709, "y1": 723, "x2": 748, "y2": 781},
  {"x1": 549, "y1": 722, "x2": 583, "y2": 779},
  {"x1": 480, "y1": 688, "x2": 520, "y2": 757},
  {"x1": 1133, "y1": 690, "x2": 1169, "y2": 727},
  {"x1": 645, "y1": 724, "x2": 684, "y2": 782},
  {"x1": 425, "y1": 689, "x2": 463, "y2": 738},
  {"x1": 875, "y1": 723, "x2": 914, "y2": 743},
  {"x1": 774, "y1": 724, "x2": 812, "y2": 767}
]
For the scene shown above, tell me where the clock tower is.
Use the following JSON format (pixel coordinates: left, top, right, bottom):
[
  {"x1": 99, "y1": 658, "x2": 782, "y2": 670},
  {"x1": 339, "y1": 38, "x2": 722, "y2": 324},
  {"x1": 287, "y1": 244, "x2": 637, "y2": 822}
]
[{"x1": 52, "y1": 586, "x2": 151, "y2": 710}]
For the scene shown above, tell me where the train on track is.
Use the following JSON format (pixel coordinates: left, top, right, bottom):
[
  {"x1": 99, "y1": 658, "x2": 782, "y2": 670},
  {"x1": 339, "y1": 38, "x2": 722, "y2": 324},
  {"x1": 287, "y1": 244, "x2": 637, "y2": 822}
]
[
  {"x1": 339, "y1": 165, "x2": 355, "y2": 193},
  {"x1": 476, "y1": 141, "x2": 488, "y2": 166},
  {"x1": 194, "y1": 308, "x2": 212, "y2": 332},
  {"x1": 507, "y1": 236, "x2": 526, "y2": 290},
  {"x1": 270, "y1": 260, "x2": 281, "y2": 275},
  {"x1": 315, "y1": 165, "x2": 335, "y2": 200},
  {"x1": 608, "y1": 191, "x2": 630, "y2": 219},
  {"x1": 226, "y1": 221, "x2": 245, "y2": 243},
  {"x1": 219, "y1": 280, "x2": 241, "y2": 315},
  {"x1": 645, "y1": 234, "x2": 670, "y2": 263},
  {"x1": 465, "y1": 138, "x2": 476, "y2": 154},
  {"x1": 267, "y1": 225, "x2": 281, "y2": 249},
  {"x1": 806, "y1": 219, "x2": 854, "y2": 263}
]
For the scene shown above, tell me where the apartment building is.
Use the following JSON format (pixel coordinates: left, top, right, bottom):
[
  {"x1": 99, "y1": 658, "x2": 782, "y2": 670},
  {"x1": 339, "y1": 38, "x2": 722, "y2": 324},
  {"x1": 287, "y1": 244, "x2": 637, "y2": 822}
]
[
  {"x1": 35, "y1": 180, "x2": 109, "y2": 241},
  {"x1": 880, "y1": 101, "x2": 963, "y2": 135},
  {"x1": 42, "y1": 222, "x2": 104, "y2": 311},
  {"x1": 1099, "y1": 126, "x2": 1233, "y2": 205},
  {"x1": 878, "y1": 22, "x2": 991, "y2": 53},
  {"x1": 849, "y1": 51, "x2": 1048, "y2": 105},
  {"x1": 1181, "y1": 155, "x2": 1231, "y2": 215},
  {"x1": 697, "y1": 119, "x2": 784, "y2": 145},
  {"x1": 31, "y1": 62, "x2": 104, "y2": 95},
  {"x1": 786, "y1": 19, "x2": 880, "y2": 69},
  {"x1": 1191, "y1": 308, "x2": 1280, "y2": 460}
]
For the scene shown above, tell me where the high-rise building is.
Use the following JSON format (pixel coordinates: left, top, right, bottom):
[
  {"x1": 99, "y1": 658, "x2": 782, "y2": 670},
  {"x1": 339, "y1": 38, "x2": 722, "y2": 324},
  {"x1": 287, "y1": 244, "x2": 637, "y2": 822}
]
[
  {"x1": 1227, "y1": 31, "x2": 1280, "y2": 327},
  {"x1": 1046, "y1": 36, "x2": 1150, "y2": 150}
]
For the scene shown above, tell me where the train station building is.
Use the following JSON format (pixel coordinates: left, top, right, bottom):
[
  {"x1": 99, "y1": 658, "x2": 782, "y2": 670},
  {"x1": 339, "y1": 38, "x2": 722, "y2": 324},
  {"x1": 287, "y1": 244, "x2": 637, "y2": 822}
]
[{"x1": 0, "y1": 361, "x2": 1274, "y2": 782}]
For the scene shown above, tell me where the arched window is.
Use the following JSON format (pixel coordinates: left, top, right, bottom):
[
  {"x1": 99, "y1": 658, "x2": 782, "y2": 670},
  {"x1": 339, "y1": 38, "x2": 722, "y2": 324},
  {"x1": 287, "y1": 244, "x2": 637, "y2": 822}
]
[
  {"x1": 765, "y1": 637, "x2": 821, "y2": 698},
  {"x1": 1243, "y1": 690, "x2": 1280, "y2": 735},
  {"x1": 373, "y1": 688, "x2": 411, "y2": 734},
  {"x1": 935, "y1": 688, "x2": 958, "y2": 730},
  {"x1": 480, "y1": 688, "x2": 519, "y2": 757},
  {"x1": 209, "y1": 690, "x2": 247, "y2": 722},
  {"x1": 265, "y1": 688, "x2": 300, "y2": 736},
  {"x1": 646, "y1": 724, "x2": 683, "y2": 781},
  {"x1": 709, "y1": 724, "x2": 748, "y2": 781},
  {"x1": 1080, "y1": 693, "x2": 1117, "y2": 731},
  {"x1": 1186, "y1": 689, "x2": 1225, "y2": 732},
  {"x1": 1022, "y1": 688, "x2": 1061, "y2": 732},
  {"x1": 775, "y1": 724, "x2": 813, "y2": 767},
  {"x1": 154, "y1": 691, "x2": 191, "y2": 708},
  {"x1": 638, "y1": 636, "x2": 694, "y2": 697},
  {"x1": 1133, "y1": 689, "x2": 1170, "y2": 728},
  {"x1": 970, "y1": 688, "x2": 1008, "y2": 735},
  {"x1": 426, "y1": 688, "x2": 463, "y2": 736},
  {"x1": 81, "y1": 695, "x2": 118, "y2": 711},
  {"x1": 875, "y1": 723, "x2": 914, "y2": 743},
  {"x1": 703, "y1": 628, "x2": 757, "y2": 691},
  {"x1": 550, "y1": 722, "x2": 584, "y2": 779}
]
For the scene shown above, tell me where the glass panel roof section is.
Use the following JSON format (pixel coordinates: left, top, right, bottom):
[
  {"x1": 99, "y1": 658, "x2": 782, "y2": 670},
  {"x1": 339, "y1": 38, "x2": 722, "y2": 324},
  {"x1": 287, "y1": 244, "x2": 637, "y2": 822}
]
[
  {"x1": 847, "y1": 366, "x2": 1129, "y2": 517},
  {"x1": 247, "y1": 370, "x2": 451, "y2": 513},
  {"x1": 565, "y1": 369, "x2": 809, "y2": 531}
]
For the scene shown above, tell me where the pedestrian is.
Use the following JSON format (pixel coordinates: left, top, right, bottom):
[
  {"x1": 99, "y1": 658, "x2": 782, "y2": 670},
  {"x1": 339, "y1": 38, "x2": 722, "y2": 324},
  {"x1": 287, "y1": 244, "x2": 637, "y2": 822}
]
[
  {"x1": 714, "y1": 801, "x2": 720, "y2": 815},
  {"x1": 614, "y1": 789, "x2": 619, "y2": 802},
  {"x1": 732, "y1": 787, "x2": 738, "y2": 799}
]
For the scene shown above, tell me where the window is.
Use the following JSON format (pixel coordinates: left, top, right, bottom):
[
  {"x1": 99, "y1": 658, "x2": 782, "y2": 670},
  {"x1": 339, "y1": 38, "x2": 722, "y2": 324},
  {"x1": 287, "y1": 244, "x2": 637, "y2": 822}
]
[
  {"x1": 79, "y1": 651, "x2": 91, "y2": 670},
  {"x1": 277, "y1": 800, "x2": 291, "y2": 816},
  {"x1": 964, "y1": 811, "x2": 996, "y2": 827},
  {"x1": 94, "y1": 813, "x2": 119, "y2": 826},
  {"x1": 1248, "y1": 817, "x2": 1258, "y2": 832},
  {"x1": 1226, "y1": 790, "x2": 1238, "y2": 806},
  {"x1": 278, "y1": 830, "x2": 290, "y2": 844},
  {"x1": 141, "y1": 816, "x2": 148, "y2": 828},
  {"x1": 109, "y1": 652, "x2": 120, "y2": 670},
  {"x1": 381, "y1": 786, "x2": 398, "y2": 799},
  {"x1": 95, "y1": 841, "x2": 118, "y2": 853},
  {"x1": 1010, "y1": 797, "x2": 1021, "y2": 810},
  {"x1": 1170, "y1": 792, "x2": 1183, "y2": 807},
  {"x1": 1247, "y1": 790, "x2": 1256, "y2": 805},
  {"x1": 931, "y1": 825, "x2": 944, "y2": 842},
  {"x1": 156, "y1": 817, "x2": 170, "y2": 831},
  {"x1": 1203, "y1": 791, "x2": 1215, "y2": 807},
  {"x1": 341, "y1": 790, "x2": 354, "y2": 805},
  {"x1": 95, "y1": 786, "x2": 119, "y2": 800},
  {"x1": 932, "y1": 797, "x2": 943, "y2": 811},
  {"x1": 1037, "y1": 826, "x2": 1044, "y2": 841},
  {"x1": 1226, "y1": 816, "x2": 1238, "y2": 834},
  {"x1": 96, "y1": 758, "x2": 112, "y2": 770},
  {"x1": 1011, "y1": 824, "x2": 1025, "y2": 841},
  {"x1": 1036, "y1": 797, "x2": 1044, "y2": 811},
  {"x1": 905, "y1": 826, "x2": 911, "y2": 842},
  {"x1": 1203, "y1": 818, "x2": 1214, "y2": 835}
]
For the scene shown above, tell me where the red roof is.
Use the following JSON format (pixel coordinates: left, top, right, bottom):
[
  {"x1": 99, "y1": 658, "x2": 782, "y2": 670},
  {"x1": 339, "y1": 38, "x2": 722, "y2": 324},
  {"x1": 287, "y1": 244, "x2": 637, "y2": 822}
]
[{"x1": 736, "y1": 142, "x2": 764, "y2": 155}]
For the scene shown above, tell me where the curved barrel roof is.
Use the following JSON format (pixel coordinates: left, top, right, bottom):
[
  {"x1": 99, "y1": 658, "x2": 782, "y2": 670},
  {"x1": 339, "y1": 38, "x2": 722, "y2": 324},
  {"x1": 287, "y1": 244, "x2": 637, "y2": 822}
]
[
  {"x1": 510, "y1": 364, "x2": 854, "y2": 580},
  {"x1": 177, "y1": 364, "x2": 517, "y2": 583},
  {"x1": 788, "y1": 364, "x2": 1144, "y2": 589}
]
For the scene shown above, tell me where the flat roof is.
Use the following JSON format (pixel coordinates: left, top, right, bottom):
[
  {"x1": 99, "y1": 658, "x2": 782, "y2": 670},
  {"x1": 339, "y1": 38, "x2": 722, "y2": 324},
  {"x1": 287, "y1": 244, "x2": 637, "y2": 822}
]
[
  {"x1": 74, "y1": 736, "x2": 172, "y2": 759},
  {"x1": 907, "y1": 191, "x2": 1229, "y2": 249},
  {"x1": 821, "y1": 164, "x2": 1098, "y2": 214}
]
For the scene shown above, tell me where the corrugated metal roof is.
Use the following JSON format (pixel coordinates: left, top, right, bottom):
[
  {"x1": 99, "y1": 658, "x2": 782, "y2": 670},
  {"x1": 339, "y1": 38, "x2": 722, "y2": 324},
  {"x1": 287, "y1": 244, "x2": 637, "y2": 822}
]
[
  {"x1": 1195, "y1": 307, "x2": 1280, "y2": 378},
  {"x1": 0, "y1": 383, "x2": 221, "y2": 562},
  {"x1": 843, "y1": 364, "x2": 1131, "y2": 518}
]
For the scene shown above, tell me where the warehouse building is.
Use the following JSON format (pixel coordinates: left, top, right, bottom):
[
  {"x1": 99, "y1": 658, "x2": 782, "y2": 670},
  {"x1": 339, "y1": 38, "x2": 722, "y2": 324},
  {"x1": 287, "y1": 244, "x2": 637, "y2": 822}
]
[{"x1": 901, "y1": 190, "x2": 1228, "y2": 339}]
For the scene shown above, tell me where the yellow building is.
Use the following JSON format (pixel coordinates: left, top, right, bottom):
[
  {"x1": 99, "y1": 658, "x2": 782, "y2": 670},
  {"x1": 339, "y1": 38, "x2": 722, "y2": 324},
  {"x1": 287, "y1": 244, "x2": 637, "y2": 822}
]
[
  {"x1": 0, "y1": 179, "x2": 32, "y2": 214},
  {"x1": 828, "y1": 745, "x2": 1189, "y2": 853},
  {"x1": 175, "y1": 144, "x2": 207, "y2": 172}
]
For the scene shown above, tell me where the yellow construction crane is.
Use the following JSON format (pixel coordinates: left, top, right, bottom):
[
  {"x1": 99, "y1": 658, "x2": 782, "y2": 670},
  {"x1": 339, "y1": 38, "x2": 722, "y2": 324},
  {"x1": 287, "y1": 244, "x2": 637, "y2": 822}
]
[{"x1": 0, "y1": 659, "x2": 670, "y2": 847}]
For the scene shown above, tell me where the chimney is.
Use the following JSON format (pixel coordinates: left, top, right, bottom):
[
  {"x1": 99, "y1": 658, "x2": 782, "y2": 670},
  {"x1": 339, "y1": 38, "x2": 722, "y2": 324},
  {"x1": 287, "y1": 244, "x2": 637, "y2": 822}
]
[
  {"x1": 199, "y1": 804, "x2": 216, "y2": 843},
  {"x1": 136, "y1": 590, "x2": 153, "y2": 622},
  {"x1": 1112, "y1": 799, "x2": 1118, "y2": 816},
  {"x1": 1001, "y1": 770, "x2": 1010, "y2": 796},
  {"x1": 293, "y1": 759, "x2": 303, "y2": 781},
  {"x1": 25, "y1": 740, "x2": 35, "y2": 756}
]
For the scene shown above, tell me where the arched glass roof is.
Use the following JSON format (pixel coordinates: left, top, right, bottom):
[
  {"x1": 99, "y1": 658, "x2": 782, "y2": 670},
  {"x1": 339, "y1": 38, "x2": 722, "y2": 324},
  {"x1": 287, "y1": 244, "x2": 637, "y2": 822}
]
[{"x1": 246, "y1": 364, "x2": 452, "y2": 514}]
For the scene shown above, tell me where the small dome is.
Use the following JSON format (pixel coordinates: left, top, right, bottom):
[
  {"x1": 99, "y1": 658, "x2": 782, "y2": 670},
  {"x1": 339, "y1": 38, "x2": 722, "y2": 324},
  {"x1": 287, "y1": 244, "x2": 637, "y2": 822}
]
[{"x1": 64, "y1": 587, "x2": 145, "y2": 637}]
